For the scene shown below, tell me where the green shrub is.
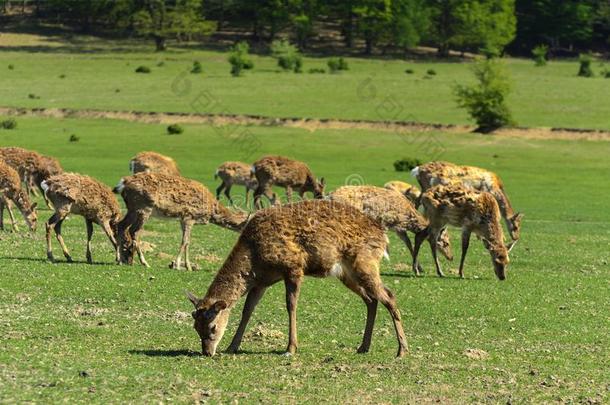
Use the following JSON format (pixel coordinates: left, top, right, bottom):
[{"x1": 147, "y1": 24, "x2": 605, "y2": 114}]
[
  {"x1": 135, "y1": 65, "x2": 151, "y2": 74},
  {"x1": 157, "y1": 61, "x2": 165, "y2": 67},
  {"x1": 405, "y1": 68, "x2": 414, "y2": 74},
  {"x1": 308, "y1": 68, "x2": 326, "y2": 74},
  {"x1": 8, "y1": 64, "x2": 14, "y2": 70},
  {"x1": 271, "y1": 40, "x2": 303, "y2": 73},
  {"x1": 454, "y1": 59, "x2": 514, "y2": 133},
  {"x1": 604, "y1": 69, "x2": 610, "y2": 79},
  {"x1": 427, "y1": 69, "x2": 437, "y2": 76},
  {"x1": 228, "y1": 42, "x2": 253, "y2": 77},
  {"x1": 393, "y1": 158, "x2": 422, "y2": 172},
  {"x1": 1, "y1": 118, "x2": 17, "y2": 130},
  {"x1": 327, "y1": 57, "x2": 349, "y2": 73},
  {"x1": 578, "y1": 54, "x2": 594, "y2": 77},
  {"x1": 532, "y1": 45, "x2": 548, "y2": 67},
  {"x1": 59, "y1": 74, "x2": 66, "y2": 79},
  {"x1": 69, "y1": 134, "x2": 80, "y2": 142},
  {"x1": 167, "y1": 124, "x2": 184, "y2": 135},
  {"x1": 28, "y1": 93, "x2": 40, "y2": 99},
  {"x1": 191, "y1": 60, "x2": 202, "y2": 74}
]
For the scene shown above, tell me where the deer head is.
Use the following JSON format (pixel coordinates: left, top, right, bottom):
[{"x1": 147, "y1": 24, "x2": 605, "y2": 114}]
[
  {"x1": 481, "y1": 238, "x2": 510, "y2": 281},
  {"x1": 507, "y1": 212, "x2": 524, "y2": 240},
  {"x1": 437, "y1": 228, "x2": 454, "y2": 261},
  {"x1": 23, "y1": 202, "x2": 38, "y2": 232},
  {"x1": 313, "y1": 177, "x2": 326, "y2": 199},
  {"x1": 186, "y1": 292, "x2": 230, "y2": 356}
]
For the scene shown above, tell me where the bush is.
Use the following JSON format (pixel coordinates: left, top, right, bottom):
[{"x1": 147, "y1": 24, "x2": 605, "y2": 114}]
[
  {"x1": 327, "y1": 57, "x2": 349, "y2": 73},
  {"x1": 454, "y1": 59, "x2": 514, "y2": 133},
  {"x1": 28, "y1": 93, "x2": 40, "y2": 99},
  {"x1": 167, "y1": 124, "x2": 184, "y2": 135},
  {"x1": 604, "y1": 69, "x2": 610, "y2": 79},
  {"x1": 8, "y1": 64, "x2": 14, "y2": 70},
  {"x1": 393, "y1": 158, "x2": 422, "y2": 172},
  {"x1": 157, "y1": 61, "x2": 165, "y2": 67},
  {"x1": 578, "y1": 54, "x2": 594, "y2": 77},
  {"x1": 191, "y1": 60, "x2": 202, "y2": 74},
  {"x1": 308, "y1": 68, "x2": 326, "y2": 74},
  {"x1": 59, "y1": 74, "x2": 66, "y2": 79},
  {"x1": 427, "y1": 69, "x2": 437, "y2": 76},
  {"x1": 228, "y1": 42, "x2": 253, "y2": 77},
  {"x1": 69, "y1": 134, "x2": 80, "y2": 142},
  {"x1": 135, "y1": 65, "x2": 151, "y2": 74},
  {"x1": 271, "y1": 40, "x2": 303, "y2": 73},
  {"x1": 1, "y1": 118, "x2": 17, "y2": 130},
  {"x1": 405, "y1": 68, "x2": 414, "y2": 74},
  {"x1": 532, "y1": 45, "x2": 548, "y2": 67}
]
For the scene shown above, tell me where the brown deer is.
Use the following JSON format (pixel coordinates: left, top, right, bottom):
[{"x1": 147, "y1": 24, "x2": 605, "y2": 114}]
[
  {"x1": 412, "y1": 161, "x2": 523, "y2": 241},
  {"x1": 129, "y1": 151, "x2": 180, "y2": 176},
  {"x1": 0, "y1": 160, "x2": 38, "y2": 232},
  {"x1": 329, "y1": 185, "x2": 453, "y2": 275},
  {"x1": 420, "y1": 183, "x2": 515, "y2": 280},
  {"x1": 0, "y1": 147, "x2": 47, "y2": 196},
  {"x1": 185, "y1": 200, "x2": 408, "y2": 357},
  {"x1": 29, "y1": 155, "x2": 63, "y2": 206},
  {"x1": 252, "y1": 155, "x2": 325, "y2": 209},
  {"x1": 115, "y1": 173, "x2": 249, "y2": 270},
  {"x1": 42, "y1": 173, "x2": 121, "y2": 264},
  {"x1": 383, "y1": 180, "x2": 422, "y2": 205},
  {"x1": 214, "y1": 161, "x2": 258, "y2": 206}
]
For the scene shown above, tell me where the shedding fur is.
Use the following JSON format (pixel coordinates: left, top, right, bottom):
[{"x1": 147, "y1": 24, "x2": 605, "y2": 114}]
[
  {"x1": 251, "y1": 155, "x2": 325, "y2": 209},
  {"x1": 383, "y1": 180, "x2": 421, "y2": 204},
  {"x1": 129, "y1": 151, "x2": 180, "y2": 176},
  {"x1": 0, "y1": 160, "x2": 37, "y2": 232},
  {"x1": 214, "y1": 161, "x2": 259, "y2": 206}
]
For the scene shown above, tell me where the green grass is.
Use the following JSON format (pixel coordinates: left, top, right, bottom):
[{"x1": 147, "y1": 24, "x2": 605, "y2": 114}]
[
  {"x1": 1, "y1": 115, "x2": 609, "y2": 403},
  {"x1": 1, "y1": 36, "x2": 610, "y2": 130}
]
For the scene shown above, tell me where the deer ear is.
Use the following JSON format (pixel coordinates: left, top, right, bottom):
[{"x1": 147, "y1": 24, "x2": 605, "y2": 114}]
[
  {"x1": 213, "y1": 300, "x2": 228, "y2": 311},
  {"x1": 185, "y1": 291, "x2": 199, "y2": 307}
]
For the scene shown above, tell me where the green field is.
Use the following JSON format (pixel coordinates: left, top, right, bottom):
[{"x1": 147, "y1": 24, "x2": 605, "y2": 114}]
[
  {"x1": 1, "y1": 32, "x2": 610, "y2": 403},
  {"x1": 2, "y1": 33, "x2": 610, "y2": 130},
  {"x1": 0, "y1": 114, "x2": 609, "y2": 403}
]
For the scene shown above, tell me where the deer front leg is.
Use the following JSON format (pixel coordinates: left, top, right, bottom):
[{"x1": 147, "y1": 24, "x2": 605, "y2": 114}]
[
  {"x1": 397, "y1": 230, "x2": 423, "y2": 275},
  {"x1": 428, "y1": 231, "x2": 445, "y2": 277},
  {"x1": 5, "y1": 201, "x2": 19, "y2": 232},
  {"x1": 85, "y1": 219, "x2": 94, "y2": 264},
  {"x1": 0, "y1": 198, "x2": 5, "y2": 231},
  {"x1": 171, "y1": 220, "x2": 194, "y2": 270},
  {"x1": 459, "y1": 229, "x2": 472, "y2": 279},
  {"x1": 215, "y1": 181, "x2": 226, "y2": 200},
  {"x1": 284, "y1": 277, "x2": 302, "y2": 355},
  {"x1": 54, "y1": 218, "x2": 72, "y2": 262},
  {"x1": 226, "y1": 286, "x2": 268, "y2": 354},
  {"x1": 357, "y1": 299, "x2": 378, "y2": 353},
  {"x1": 285, "y1": 186, "x2": 293, "y2": 203}
]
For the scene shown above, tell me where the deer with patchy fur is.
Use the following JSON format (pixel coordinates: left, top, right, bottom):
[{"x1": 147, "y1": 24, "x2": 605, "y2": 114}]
[
  {"x1": 186, "y1": 200, "x2": 408, "y2": 357},
  {"x1": 252, "y1": 155, "x2": 325, "y2": 209},
  {"x1": 42, "y1": 173, "x2": 121, "y2": 264},
  {"x1": 129, "y1": 151, "x2": 180, "y2": 176},
  {"x1": 0, "y1": 147, "x2": 46, "y2": 196},
  {"x1": 330, "y1": 185, "x2": 453, "y2": 275},
  {"x1": 115, "y1": 172, "x2": 249, "y2": 270},
  {"x1": 214, "y1": 161, "x2": 258, "y2": 206},
  {"x1": 383, "y1": 181, "x2": 421, "y2": 205},
  {"x1": 412, "y1": 161, "x2": 523, "y2": 241},
  {"x1": 421, "y1": 183, "x2": 514, "y2": 280},
  {"x1": 0, "y1": 160, "x2": 37, "y2": 232}
]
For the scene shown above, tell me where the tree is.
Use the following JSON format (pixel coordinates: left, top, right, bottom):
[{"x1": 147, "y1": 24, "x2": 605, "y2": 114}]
[
  {"x1": 353, "y1": 0, "x2": 392, "y2": 54},
  {"x1": 132, "y1": 0, "x2": 215, "y2": 51}
]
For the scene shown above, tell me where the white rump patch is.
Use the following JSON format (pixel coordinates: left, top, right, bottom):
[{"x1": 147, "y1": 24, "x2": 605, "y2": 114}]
[
  {"x1": 114, "y1": 178, "x2": 125, "y2": 193},
  {"x1": 410, "y1": 166, "x2": 420, "y2": 178},
  {"x1": 250, "y1": 166, "x2": 256, "y2": 174},
  {"x1": 383, "y1": 249, "x2": 390, "y2": 261},
  {"x1": 330, "y1": 263, "x2": 343, "y2": 278},
  {"x1": 129, "y1": 160, "x2": 135, "y2": 174},
  {"x1": 40, "y1": 180, "x2": 49, "y2": 194}
]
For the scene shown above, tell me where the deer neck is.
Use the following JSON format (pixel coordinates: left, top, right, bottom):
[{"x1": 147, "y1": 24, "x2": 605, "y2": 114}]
[
  {"x1": 203, "y1": 241, "x2": 254, "y2": 309},
  {"x1": 13, "y1": 190, "x2": 32, "y2": 215},
  {"x1": 210, "y1": 202, "x2": 247, "y2": 231},
  {"x1": 492, "y1": 189, "x2": 514, "y2": 220}
]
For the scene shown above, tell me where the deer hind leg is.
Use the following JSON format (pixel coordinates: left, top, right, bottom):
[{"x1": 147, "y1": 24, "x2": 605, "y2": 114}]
[
  {"x1": 284, "y1": 276, "x2": 302, "y2": 355},
  {"x1": 459, "y1": 229, "x2": 472, "y2": 279},
  {"x1": 128, "y1": 211, "x2": 150, "y2": 267},
  {"x1": 397, "y1": 230, "x2": 423, "y2": 275},
  {"x1": 46, "y1": 207, "x2": 71, "y2": 262},
  {"x1": 348, "y1": 254, "x2": 408, "y2": 357},
  {"x1": 226, "y1": 285, "x2": 269, "y2": 354},
  {"x1": 215, "y1": 181, "x2": 226, "y2": 200},
  {"x1": 85, "y1": 219, "x2": 94, "y2": 264},
  {"x1": 4, "y1": 200, "x2": 19, "y2": 232},
  {"x1": 285, "y1": 186, "x2": 293, "y2": 203},
  {"x1": 0, "y1": 198, "x2": 5, "y2": 231},
  {"x1": 224, "y1": 184, "x2": 234, "y2": 206}
]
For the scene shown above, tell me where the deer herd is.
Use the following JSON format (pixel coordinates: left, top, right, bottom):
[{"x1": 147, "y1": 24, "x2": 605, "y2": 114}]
[{"x1": 0, "y1": 146, "x2": 522, "y2": 358}]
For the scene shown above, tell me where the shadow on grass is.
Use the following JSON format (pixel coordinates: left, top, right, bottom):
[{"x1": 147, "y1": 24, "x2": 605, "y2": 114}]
[
  {"x1": 0, "y1": 256, "x2": 117, "y2": 266},
  {"x1": 382, "y1": 271, "x2": 488, "y2": 281},
  {"x1": 129, "y1": 348, "x2": 287, "y2": 357}
]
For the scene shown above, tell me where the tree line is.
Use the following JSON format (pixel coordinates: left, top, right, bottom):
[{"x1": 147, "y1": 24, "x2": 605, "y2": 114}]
[{"x1": 2, "y1": 0, "x2": 609, "y2": 56}]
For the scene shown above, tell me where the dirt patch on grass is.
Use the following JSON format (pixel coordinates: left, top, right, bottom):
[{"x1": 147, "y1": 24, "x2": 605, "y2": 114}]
[{"x1": 2, "y1": 106, "x2": 610, "y2": 141}]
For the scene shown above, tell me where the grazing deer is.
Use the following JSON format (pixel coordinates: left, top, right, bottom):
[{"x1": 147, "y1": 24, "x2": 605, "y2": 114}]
[
  {"x1": 42, "y1": 173, "x2": 121, "y2": 264},
  {"x1": 0, "y1": 160, "x2": 37, "y2": 232},
  {"x1": 0, "y1": 147, "x2": 46, "y2": 196},
  {"x1": 420, "y1": 184, "x2": 515, "y2": 280},
  {"x1": 412, "y1": 161, "x2": 523, "y2": 240},
  {"x1": 251, "y1": 155, "x2": 325, "y2": 209},
  {"x1": 329, "y1": 185, "x2": 453, "y2": 275},
  {"x1": 28, "y1": 155, "x2": 63, "y2": 206},
  {"x1": 115, "y1": 173, "x2": 249, "y2": 270},
  {"x1": 129, "y1": 151, "x2": 180, "y2": 176},
  {"x1": 214, "y1": 161, "x2": 258, "y2": 206},
  {"x1": 383, "y1": 181, "x2": 421, "y2": 205},
  {"x1": 185, "y1": 200, "x2": 408, "y2": 357}
]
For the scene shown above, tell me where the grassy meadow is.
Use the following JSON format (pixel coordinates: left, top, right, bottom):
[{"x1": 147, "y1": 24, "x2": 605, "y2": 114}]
[{"x1": 0, "y1": 31, "x2": 609, "y2": 404}]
